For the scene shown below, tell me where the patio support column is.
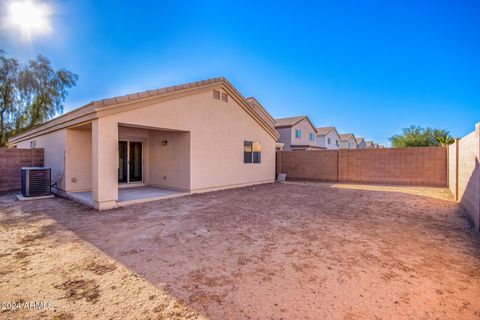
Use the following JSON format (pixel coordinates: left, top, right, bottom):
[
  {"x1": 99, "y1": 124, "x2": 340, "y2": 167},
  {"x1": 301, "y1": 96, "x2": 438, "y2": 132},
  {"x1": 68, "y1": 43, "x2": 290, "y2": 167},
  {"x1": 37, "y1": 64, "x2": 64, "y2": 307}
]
[{"x1": 92, "y1": 118, "x2": 118, "y2": 209}]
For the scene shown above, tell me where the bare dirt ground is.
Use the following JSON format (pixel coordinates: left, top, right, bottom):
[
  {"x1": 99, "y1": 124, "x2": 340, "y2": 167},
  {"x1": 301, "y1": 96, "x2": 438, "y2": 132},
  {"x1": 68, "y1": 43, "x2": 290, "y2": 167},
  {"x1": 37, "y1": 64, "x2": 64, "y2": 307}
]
[{"x1": 1, "y1": 182, "x2": 480, "y2": 320}]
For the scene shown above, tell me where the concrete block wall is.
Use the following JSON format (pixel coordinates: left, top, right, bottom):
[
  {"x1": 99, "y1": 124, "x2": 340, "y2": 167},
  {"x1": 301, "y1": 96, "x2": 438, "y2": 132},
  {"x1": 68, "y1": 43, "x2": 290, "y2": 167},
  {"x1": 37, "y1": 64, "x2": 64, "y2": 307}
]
[
  {"x1": 277, "y1": 147, "x2": 447, "y2": 187},
  {"x1": 449, "y1": 123, "x2": 480, "y2": 231},
  {"x1": 339, "y1": 147, "x2": 447, "y2": 186},
  {"x1": 277, "y1": 150, "x2": 339, "y2": 182},
  {"x1": 0, "y1": 148, "x2": 44, "y2": 192}
]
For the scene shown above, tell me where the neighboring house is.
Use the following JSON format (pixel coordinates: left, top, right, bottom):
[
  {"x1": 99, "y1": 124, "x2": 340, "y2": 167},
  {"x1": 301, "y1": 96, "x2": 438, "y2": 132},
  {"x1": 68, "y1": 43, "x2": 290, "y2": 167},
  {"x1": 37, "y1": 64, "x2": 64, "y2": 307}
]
[
  {"x1": 275, "y1": 116, "x2": 323, "y2": 151},
  {"x1": 339, "y1": 133, "x2": 357, "y2": 149},
  {"x1": 365, "y1": 140, "x2": 375, "y2": 148},
  {"x1": 9, "y1": 77, "x2": 279, "y2": 209},
  {"x1": 315, "y1": 126, "x2": 340, "y2": 150},
  {"x1": 356, "y1": 137, "x2": 367, "y2": 149}
]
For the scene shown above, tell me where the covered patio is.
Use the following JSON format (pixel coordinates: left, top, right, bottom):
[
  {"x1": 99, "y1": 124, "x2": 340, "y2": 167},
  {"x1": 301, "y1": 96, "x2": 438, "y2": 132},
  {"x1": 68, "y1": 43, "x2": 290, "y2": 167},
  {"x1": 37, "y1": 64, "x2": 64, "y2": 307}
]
[
  {"x1": 65, "y1": 122, "x2": 191, "y2": 209},
  {"x1": 68, "y1": 186, "x2": 188, "y2": 208}
]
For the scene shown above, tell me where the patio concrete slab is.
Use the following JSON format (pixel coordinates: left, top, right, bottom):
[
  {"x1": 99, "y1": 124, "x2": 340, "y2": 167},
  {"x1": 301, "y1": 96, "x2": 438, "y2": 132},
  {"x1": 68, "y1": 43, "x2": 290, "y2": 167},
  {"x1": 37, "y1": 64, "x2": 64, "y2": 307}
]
[{"x1": 67, "y1": 186, "x2": 188, "y2": 208}]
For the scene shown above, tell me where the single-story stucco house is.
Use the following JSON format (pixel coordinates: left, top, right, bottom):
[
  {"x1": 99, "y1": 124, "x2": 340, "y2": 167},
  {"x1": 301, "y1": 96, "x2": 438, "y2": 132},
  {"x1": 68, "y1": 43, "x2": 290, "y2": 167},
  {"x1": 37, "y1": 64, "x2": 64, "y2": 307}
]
[
  {"x1": 9, "y1": 77, "x2": 279, "y2": 209},
  {"x1": 275, "y1": 116, "x2": 324, "y2": 151},
  {"x1": 339, "y1": 133, "x2": 357, "y2": 149},
  {"x1": 315, "y1": 126, "x2": 340, "y2": 150}
]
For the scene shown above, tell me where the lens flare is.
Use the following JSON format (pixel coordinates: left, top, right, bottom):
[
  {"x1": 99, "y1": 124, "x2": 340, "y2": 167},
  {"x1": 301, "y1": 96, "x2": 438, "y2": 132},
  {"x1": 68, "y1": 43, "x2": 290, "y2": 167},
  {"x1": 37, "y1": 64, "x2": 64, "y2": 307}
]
[{"x1": 2, "y1": 0, "x2": 54, "y2": 41}]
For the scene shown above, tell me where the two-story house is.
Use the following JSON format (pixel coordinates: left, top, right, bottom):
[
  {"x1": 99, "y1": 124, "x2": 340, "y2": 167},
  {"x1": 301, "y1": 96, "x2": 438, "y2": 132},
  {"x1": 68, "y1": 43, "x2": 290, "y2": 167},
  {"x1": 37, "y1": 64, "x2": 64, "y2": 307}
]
[
  {"x1": 315, "y1": 126, "x2": 341, "y2": 150},
  {"x1": 356, "y1": 137, "x2": 367, "y2": 149},
  {"x1": 275, "y1": 116, "x2": 323, "y2": 151},
  {"x1": 339, "y1": 133, "x2": 357, "y2": 149}
]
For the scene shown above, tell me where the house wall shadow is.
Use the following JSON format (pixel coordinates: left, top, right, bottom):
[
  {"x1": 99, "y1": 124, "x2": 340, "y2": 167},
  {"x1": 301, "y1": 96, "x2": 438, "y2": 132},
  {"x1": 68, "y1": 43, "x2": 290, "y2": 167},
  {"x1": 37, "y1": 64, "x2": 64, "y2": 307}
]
[{"x1": 458, "y1": 157, "x2": 480, "y2": 231}]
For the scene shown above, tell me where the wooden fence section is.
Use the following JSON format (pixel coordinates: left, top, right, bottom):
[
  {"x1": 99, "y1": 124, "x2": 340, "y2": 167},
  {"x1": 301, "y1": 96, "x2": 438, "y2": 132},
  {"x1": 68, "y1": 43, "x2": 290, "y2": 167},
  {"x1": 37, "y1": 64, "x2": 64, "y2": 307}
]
[
  {"x1": 276, "y1": 147, "x2": 447, "y2": 187},
  {"x1": 0, "y1": 148, "x2": 44, "y2": 192}
]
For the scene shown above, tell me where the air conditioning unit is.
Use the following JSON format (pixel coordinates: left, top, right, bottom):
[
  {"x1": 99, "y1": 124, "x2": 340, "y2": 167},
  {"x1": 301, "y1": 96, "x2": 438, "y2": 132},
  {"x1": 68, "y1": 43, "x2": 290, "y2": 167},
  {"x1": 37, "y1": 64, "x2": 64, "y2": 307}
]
[{"x1": 21, "y1": 167, "x2": 51, "y2": 197}]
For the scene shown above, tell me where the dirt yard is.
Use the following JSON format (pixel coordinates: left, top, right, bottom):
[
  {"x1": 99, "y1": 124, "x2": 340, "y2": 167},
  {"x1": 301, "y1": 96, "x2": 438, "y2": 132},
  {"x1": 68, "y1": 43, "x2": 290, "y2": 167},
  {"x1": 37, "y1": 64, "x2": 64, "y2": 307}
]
[{"x1": 1, "y1": 182, "x2": 480, "y2": 320}]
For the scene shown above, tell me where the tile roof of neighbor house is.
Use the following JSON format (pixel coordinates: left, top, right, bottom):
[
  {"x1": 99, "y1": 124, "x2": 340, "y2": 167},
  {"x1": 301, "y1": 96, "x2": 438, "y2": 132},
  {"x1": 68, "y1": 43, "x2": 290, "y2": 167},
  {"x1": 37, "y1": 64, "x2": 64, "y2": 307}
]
[
  {"x1": 10, "y1": 77, "x2": 279, "y2": 143},
  {"x1": 339, "y1": 133, "x2": 355, "y2": 141},
  {"x1": 274, "y1": 115, "x2": 318, "y2": 133},
  {"x1": 315, "y1": 126, "x2": 335, "y2": 136},
  {"x1": 356, "y1": 137, "x2": 365, "y2": 144},
  {"x1": 275, "y1": 116, "x2": 306, "y2": 127},
  {"x1": 365, "y1": 140, "x2": 374, "y2": 147}
]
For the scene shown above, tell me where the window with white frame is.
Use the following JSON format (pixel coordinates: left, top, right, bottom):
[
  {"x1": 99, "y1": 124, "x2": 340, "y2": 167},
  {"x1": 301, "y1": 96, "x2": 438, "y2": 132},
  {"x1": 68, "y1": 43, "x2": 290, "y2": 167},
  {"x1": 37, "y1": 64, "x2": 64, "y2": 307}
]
[
  {"x1": 244, "y1": 141, "x2": 261, "y2": 163},
  {"x1": 309, "y1": 132, "x2": 315, "y2": 141},
  {"x1": 327, "y1": 137, "x2": 331, "y2": 144}
]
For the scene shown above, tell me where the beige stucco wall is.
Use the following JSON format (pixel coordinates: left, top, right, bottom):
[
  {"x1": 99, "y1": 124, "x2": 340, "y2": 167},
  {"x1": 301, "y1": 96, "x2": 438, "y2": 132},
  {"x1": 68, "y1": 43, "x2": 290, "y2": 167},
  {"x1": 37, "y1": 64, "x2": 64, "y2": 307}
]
[
  {"x1": 15, "y1": 129, "x2": 67, "y2": 193},
  {"x1": 66, "y1": 127, "x2": 92, "y2": 192},
  {"x1": 92, "y1": 118, "x2": 118, "y2": 209},
  {"x1": 149, "y1": 130, "x2": 190, "y2": 190},
  {"x1": 13, "y1": 85, "x2": 276, "y2": 209},
  {"x1": 100, "y1": 88, "x2": 276, "y2": 193}
]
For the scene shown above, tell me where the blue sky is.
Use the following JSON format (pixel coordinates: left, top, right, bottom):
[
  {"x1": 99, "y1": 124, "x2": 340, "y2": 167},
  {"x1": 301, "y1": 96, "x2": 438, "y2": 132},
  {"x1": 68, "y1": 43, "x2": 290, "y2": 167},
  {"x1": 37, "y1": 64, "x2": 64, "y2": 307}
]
[{"x1": 1, "y1": 0, "x2": 479, "y2": 145}]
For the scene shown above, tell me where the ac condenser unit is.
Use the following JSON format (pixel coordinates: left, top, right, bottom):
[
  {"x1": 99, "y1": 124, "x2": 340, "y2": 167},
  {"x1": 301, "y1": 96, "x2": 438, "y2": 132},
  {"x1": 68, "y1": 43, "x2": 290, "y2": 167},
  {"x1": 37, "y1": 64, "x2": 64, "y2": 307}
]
[{"x1": 21, "y1": 167, "x2": 51, "y2": 197}]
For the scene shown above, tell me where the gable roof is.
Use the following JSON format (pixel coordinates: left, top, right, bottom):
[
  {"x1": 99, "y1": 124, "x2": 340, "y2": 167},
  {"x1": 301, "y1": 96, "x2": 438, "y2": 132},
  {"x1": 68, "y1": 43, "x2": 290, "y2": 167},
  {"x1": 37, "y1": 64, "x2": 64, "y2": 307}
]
[
  {"x1": 275, "y1": 115, "x2": 317, "y2": 133},
  {"x1": 365, "y1": 140, "x2": 374, "y2": 147},
  {"x1": 275, "y1": 116, "x2": 305, "y2": 127},
  {"x1": 339, "y1": 133, "x2": 356, "y2": 141},
  {"x1": 356, "y1": 137, "x2": 365, "y2": 144},
  {"x1": 10, "y1": 77, "x2": 279, "y2": 144},
  {"x1": 316, "y1": 126, "x2": 340, "y2": 137}
]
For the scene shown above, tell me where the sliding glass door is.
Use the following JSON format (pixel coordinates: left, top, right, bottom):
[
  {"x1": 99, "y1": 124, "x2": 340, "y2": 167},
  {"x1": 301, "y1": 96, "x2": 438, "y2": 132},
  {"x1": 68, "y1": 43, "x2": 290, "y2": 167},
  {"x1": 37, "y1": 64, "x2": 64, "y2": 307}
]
[
  {"x1": 118, "y1": 141, "x2": 128, "y2": 183},
  {"x1": 129, "y1": 142, "x2": 143, "y2": 182},
  {"x1": 118, "y1": 141, "x2": 143, "y2": 184}
]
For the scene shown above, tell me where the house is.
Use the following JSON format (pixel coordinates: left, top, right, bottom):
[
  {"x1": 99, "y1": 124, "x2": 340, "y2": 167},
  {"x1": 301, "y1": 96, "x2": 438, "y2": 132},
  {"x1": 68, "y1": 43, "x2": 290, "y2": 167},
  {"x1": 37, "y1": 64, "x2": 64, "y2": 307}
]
[
  {"x1": 315, "y1": 126, "x2": 340, "y2": 150},
  {"x1": 365, "y1": 140, "x2": 375, "y2": 148},
  {"x1": 339, "y1": 133, "x2": 357, "y2": 149},
  {"x1": 356, "y1": 137, "x2": 367, "y2": 149},
  {"x1": 274, "y1": 116, "x2": 324, "y2": 151},
  {"x1": 9, "y1": 77, "x2": 279, "y2": 209}
]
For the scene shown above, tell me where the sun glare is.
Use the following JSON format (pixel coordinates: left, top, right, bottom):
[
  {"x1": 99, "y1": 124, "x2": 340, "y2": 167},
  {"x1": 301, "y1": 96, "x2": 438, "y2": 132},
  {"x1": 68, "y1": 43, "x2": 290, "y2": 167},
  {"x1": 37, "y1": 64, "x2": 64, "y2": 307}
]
[{"x1": 3, "y1": 0, "x2": 54, "y2": 41}]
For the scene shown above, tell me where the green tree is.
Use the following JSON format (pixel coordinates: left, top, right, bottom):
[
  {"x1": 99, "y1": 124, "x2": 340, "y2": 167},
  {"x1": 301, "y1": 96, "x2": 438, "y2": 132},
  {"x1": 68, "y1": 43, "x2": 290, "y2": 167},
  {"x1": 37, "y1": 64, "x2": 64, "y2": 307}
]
[
  {"x1": 0, "y1": 50, "x2": 20, "y2": 146},
  {"x1": 433, "y1": 128, "x2": 455, "y2": 147},
  {"x1": 0, "y1": 51, "x2": 77, "y2": 146},
  {"x1": 389, "y1": 125, "x2": 454, "y2": 148},
  {"x1": 17, "y1": 55, "x2": 78, "y2": 131}
]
